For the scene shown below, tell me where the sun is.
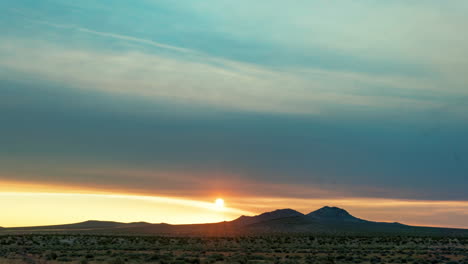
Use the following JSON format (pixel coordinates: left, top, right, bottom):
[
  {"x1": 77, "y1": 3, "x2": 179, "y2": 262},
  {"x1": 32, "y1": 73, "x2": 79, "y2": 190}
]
[{"x1": 214, "y1": 198, "x2": 225, "y2": 209}]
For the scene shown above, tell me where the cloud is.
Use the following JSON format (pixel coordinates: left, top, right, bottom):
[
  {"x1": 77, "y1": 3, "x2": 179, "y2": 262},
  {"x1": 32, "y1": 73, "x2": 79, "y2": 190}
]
[
  {"x1": 0, "y1": 37, "x2": 449, "y2": 116},
  {"x1": 1, "y1": 77, "x2": 467, "y2": 201},
  {"x1": 3, "y1": 1, "x2": 467, "y2": 116},
  {"x1": 162, "y1": 0, "x2": 468, "y2": 91},
  {"x1": 0, "y1": 166, "x2": 347, "y2": 200},
  {"x1": 30, "y1": 19, "x2": 194, "y2": 54}
]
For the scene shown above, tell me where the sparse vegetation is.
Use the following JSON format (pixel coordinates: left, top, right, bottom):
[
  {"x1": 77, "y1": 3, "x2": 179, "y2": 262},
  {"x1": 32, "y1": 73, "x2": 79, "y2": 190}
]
[{"x1": 0, "y1": 234, "x2": 466, "y2": 263}]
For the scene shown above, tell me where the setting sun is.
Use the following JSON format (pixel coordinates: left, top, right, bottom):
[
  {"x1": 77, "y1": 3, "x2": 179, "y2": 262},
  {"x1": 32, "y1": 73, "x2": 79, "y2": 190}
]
[{"x1": 215, "y1": 198, "x2": 225, "y2": 209}]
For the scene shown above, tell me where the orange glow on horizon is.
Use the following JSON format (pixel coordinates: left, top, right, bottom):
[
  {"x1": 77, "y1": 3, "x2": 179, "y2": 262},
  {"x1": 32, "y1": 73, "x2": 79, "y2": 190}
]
[
  {"x1": 0, "y1": 191, "x2": 253, "y2": 228},
  {"x1": 0, "y1": 180, "x2": 467, "y2": 229},
  {"x1": 0, "y1": 180, "x2": 254, "y2": 227}
]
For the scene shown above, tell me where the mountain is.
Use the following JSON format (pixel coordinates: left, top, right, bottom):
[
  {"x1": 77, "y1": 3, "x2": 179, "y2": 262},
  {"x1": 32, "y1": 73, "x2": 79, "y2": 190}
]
[
  {"x1": 2, "y1": 206, "x2": 467, "y2": 237},
  {"x1": 4, "y1": 220, "x2": 152, "y2": 232},
  {"x1": 229, "y1": 206, "x2": 468, "y2": 236},
  {"x1": 232, "y1": 208, "x2": 304, "y2": 226},
  {"x1": 306, "y1": 206, "x2": 363, "y2": 222}
]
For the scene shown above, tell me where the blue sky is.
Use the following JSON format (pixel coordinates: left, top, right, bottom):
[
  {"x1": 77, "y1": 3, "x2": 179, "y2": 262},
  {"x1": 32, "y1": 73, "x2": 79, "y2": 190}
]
[{"x1": 0, "y1": 0, "x2": 468, "y2": 226}]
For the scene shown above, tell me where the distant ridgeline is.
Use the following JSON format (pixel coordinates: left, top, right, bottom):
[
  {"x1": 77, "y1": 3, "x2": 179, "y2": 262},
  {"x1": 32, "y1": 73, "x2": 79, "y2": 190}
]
[{"x1": 2, "y1": 206, "x2": 467, "y2": 237}]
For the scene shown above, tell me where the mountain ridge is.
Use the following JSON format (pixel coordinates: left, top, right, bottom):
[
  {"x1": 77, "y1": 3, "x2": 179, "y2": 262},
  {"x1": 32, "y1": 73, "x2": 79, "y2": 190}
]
[
  {"x1": 233, "y1": 208, "x2": 304, "y2": 226},
  {"x1": 2, "y1": 206, "x2": 467, "y2": 236}
]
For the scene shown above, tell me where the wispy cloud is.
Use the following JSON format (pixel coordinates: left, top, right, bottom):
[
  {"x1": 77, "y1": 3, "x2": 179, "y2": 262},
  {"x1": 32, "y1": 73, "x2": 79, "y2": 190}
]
[
  {"x1": 0, "y1": 36, "x2": 446, "y2": 115},
  {"x1": 31, "y1": 19, "x2": 194, "y2": 54}
]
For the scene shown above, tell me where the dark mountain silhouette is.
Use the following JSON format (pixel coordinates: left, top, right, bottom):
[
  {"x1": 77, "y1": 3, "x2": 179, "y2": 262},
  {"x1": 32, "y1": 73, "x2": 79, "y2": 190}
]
[
  {"x1": 7, "y1": 220, "x2": 151, "y2": 230},
  {"x1": 2, "y1": 206, "x2": 467, "y2": 237},
  {"x1": 233, "y1": 208, "x2": 304, "y2": 226},
  {"x1": 306, "y1": 206, "x2": 363, "y2": 222}
]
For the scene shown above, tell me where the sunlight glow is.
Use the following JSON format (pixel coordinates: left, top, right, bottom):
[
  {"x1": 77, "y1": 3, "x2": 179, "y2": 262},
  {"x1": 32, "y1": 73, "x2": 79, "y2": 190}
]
[
  {"x1": 0, "y1": 191, "x2": 252, "y2": 227},
  {"x1": 215, "y1": 198, "x2": 225, "y2": 210}
]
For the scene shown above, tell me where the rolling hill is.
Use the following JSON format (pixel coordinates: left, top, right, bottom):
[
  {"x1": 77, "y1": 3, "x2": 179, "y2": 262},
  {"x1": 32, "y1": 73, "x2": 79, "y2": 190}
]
[{"x1": 2, "y1": 206, "x2": 467, "y2": 236}]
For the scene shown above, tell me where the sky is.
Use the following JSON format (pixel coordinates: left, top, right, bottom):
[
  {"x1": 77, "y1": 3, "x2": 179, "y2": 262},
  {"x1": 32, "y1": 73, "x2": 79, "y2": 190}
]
[{"x1": 0, "y1": 0, "x2": 467, "y2": 228}]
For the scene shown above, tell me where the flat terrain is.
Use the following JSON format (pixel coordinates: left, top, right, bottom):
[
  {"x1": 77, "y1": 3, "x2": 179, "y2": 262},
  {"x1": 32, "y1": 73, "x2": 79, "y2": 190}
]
[{"x1": 0, "y1": 234, "x2": 467, "y2": 264}]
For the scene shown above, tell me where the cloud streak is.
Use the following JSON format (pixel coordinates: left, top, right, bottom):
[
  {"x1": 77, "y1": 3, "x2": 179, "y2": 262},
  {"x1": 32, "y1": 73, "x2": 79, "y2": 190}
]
[
  {"x1": 31, "y1": 19, "x2": 194, "y2": 54},
  {"x1": 0, "y1": 37, "x2": 450, "y2": 116}
]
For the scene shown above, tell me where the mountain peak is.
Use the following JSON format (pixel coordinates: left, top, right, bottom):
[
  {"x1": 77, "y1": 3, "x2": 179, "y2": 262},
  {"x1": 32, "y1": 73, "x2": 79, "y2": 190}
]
[
  {"x1": 263, "y1": 208, "x2": 303, "y2": 216},
  {"x1": 233, "y1": 208, "x2": 304, "y2": 226},
  {"x1": 307, "y1": 206, "x2": 361, "y2": 221},
  {"x1": 314, "y1": 206, "x2": 349, "y2": 214}
]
